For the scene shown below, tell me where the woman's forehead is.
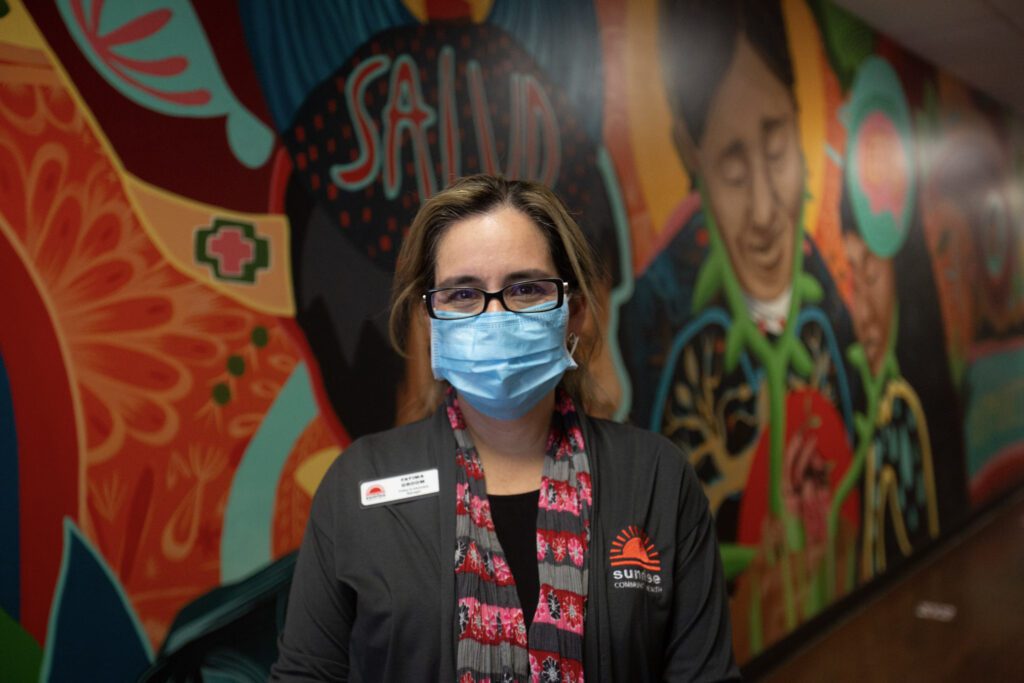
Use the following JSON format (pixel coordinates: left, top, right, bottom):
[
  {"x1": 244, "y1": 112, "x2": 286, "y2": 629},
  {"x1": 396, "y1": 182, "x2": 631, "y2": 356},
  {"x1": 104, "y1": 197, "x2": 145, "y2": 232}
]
[{"x1": 433, "y1": 207, "x2": 555, "y2": 284}]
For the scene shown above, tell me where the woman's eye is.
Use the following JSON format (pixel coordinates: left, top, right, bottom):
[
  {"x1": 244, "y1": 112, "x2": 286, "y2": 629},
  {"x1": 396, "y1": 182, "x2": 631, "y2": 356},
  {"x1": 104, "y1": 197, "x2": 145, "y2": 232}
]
[
  {"x1": 508, "y1": 283, "x2": 538, "y2": 297},
  {"x1": 764, "y1": 119, "x2": 791, "y2": 161},
  {"x1": 440, "y1": 289, "x2": 481, "y2": 306},
  {"x1": 718, "y1": 151, "x2": 748, "y2": 186}
]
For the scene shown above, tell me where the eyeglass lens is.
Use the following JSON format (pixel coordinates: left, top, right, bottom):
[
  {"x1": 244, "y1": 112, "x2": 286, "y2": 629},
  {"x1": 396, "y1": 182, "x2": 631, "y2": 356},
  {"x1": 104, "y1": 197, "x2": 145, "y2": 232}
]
[{"x1": 431, "y1": 279, "x2": 561, "y2": 318}]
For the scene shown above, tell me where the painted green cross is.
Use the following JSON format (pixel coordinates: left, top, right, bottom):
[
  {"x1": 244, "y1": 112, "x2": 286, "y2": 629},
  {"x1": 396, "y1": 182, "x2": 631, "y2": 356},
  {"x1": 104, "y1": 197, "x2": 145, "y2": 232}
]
[{"x1": 195, "y1": 219, "x2": 269, "y2": 283}]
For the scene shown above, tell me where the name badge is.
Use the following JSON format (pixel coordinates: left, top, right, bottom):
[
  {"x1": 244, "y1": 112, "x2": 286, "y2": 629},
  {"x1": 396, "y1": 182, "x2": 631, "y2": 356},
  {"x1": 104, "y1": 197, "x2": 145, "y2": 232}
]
[{"x1": 360, "y1": 469, "x2": 440, "y2": 507}]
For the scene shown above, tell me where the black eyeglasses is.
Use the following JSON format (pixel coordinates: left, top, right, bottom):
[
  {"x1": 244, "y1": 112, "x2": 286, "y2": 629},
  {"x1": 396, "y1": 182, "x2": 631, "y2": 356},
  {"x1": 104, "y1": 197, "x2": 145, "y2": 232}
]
[{"x1": 423, "y1": 278, "x2": 568, "y2": 320}]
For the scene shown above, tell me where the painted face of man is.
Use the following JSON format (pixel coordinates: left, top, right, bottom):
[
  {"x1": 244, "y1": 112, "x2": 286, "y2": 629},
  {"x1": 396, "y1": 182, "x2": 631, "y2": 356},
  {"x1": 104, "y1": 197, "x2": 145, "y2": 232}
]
[
  {"x1": 678, "y1": 36, "x2": 805, "y2": 302},
  {"x1": 844, "y1": 231, "x2": 896, "y2": 376}
]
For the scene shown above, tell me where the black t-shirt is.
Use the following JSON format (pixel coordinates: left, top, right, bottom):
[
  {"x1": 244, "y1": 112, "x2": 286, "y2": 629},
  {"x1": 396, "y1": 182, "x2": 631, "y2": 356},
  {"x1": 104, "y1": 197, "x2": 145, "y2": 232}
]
[{"x1": 488, "y1": 490, "x2": 540, "y2": 627}]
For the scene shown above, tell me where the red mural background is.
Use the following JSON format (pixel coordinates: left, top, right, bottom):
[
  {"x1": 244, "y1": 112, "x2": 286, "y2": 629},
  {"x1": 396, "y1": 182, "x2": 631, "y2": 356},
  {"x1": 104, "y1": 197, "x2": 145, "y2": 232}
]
[{"x1": 2, "y1": 0, "x2": 1023, "y2": 679}]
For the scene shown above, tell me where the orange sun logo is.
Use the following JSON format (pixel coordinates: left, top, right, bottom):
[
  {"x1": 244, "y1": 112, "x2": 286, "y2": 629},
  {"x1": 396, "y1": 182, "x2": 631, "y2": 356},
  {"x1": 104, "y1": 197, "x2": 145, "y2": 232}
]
[{"x1": 609, "y1": 525, "x2": 661, "y2": 571}]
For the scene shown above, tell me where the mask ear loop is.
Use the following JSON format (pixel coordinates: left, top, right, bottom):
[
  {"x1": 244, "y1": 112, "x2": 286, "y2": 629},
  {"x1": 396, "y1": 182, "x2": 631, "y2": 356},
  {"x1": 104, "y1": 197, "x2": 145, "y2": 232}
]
[{"x1": 567, "y1": 333, "x2": 580, "y2": 359}]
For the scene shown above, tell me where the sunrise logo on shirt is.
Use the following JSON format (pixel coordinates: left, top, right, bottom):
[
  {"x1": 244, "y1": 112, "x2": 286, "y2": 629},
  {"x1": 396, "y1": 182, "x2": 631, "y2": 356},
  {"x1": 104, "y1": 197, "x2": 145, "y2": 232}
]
[
  {"x1": 609, "y1": 525, "x2": 661, "y2": 571},
  {"x1": 609, "y1": 526, "x2": 663, "y2": 594}
]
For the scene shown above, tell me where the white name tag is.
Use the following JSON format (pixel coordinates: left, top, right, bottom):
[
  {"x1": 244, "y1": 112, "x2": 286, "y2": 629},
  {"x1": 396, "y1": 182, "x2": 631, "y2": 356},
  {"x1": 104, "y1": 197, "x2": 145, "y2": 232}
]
[{"x1": 359, "y1": 469, "x2": 440, "y2": 507}]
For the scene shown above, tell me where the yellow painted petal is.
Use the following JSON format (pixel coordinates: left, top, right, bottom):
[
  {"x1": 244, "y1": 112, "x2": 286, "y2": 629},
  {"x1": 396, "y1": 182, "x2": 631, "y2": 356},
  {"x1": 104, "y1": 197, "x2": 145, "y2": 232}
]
[
  {"x1": 295, "y1": 448, "x2": 343, "y2": 498},
  {"x1": 784, "y1": 0, "x2": 827, "y2": 237}
]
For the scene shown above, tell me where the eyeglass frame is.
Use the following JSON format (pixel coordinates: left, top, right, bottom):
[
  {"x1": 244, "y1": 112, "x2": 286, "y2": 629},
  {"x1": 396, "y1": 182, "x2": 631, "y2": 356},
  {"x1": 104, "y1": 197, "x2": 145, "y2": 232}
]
[{"x1": 422, "y1": 278, "x2": 569, "y2": 320}]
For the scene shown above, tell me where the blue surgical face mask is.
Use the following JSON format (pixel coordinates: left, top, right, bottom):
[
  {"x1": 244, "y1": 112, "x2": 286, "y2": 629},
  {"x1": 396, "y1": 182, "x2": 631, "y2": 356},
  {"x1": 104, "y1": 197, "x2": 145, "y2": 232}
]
[{"x1": 430, "y1": 301, "x2": 578, "y2": 420}]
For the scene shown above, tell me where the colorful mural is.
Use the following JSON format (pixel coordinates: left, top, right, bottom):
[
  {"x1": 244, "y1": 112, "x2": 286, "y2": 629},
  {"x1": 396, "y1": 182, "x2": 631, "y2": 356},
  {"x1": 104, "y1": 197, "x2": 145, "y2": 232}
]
[{"x1": 1, "y1": 0, "x2": 1022, "y2": 679}]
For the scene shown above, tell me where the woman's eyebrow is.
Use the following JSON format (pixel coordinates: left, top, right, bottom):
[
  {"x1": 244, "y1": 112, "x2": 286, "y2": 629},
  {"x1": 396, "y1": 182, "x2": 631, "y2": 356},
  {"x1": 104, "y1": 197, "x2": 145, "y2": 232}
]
[
  {"x1": 762, "y1": 114, "x2": 790, "y2": 133},
  {"x1": 435, "y1": 275, "x2": 486, "y2": 288},
  {"x1": 718, "y1": 140, "x2": 745, "y2": 161},
  {"x1": 502, "y1": 269, "x2": 555, "y2": 284},
  {"x1": 435, "y1": 269, "x2": 554, "y2": 289}
]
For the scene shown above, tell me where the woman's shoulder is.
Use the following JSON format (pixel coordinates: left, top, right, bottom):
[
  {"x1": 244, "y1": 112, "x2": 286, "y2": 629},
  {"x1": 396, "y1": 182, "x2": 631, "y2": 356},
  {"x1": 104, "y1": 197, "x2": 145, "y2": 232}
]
[
  {"x1": 584, "y1": 415, "x2": 680, "y2": 451},
  {"x1": 317, "y1": 413, "x2": 442, "y2": 500},
  {"x1": 584, "y1": 416, "x2": 709, "y2": 530},
  {"x1": 584, "y1": 416, "x2": 688, "y2": 472}
]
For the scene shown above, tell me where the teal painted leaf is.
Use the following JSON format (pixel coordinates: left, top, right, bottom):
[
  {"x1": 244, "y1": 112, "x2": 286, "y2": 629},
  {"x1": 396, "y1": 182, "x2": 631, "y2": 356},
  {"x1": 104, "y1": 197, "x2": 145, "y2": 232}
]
[
  {"x1": 56, "y1": 0, "x2": 273, "y2": 168},
  {"x1": 201, "y1": 649, "x2": 268, "y2": 683},
  {"x1": 40, "y1": 519, "x2": 152, "y2": 682}
]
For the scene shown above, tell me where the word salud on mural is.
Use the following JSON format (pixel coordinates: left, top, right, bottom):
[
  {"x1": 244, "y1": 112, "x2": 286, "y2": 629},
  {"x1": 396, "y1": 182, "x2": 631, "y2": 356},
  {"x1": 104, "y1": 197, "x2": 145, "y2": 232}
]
[{"x1": 330, "y1": 48, "x2": 561, "y2": 201}]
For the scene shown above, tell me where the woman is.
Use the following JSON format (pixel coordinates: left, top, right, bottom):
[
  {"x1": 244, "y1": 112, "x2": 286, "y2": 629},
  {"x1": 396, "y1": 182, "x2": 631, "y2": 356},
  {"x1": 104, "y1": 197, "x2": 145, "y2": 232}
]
[{"x1": 272, "y1": 175, "x2": 738, "y2": 681}]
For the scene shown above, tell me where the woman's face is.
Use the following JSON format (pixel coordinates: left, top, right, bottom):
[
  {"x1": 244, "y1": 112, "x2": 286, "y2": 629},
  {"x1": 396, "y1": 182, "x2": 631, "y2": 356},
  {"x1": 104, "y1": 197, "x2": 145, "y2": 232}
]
[
  {"x1": 433, "y1": 205, "x2": 560, "y2": 306},
  {"x1": 692, "y1": 36, "x2": 804, "y2": 302}
]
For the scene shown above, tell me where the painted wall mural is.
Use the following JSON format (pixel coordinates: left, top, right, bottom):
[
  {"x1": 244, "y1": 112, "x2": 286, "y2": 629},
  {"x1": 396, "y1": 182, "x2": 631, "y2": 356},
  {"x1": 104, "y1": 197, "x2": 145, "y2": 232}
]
[{"x1": 2, "y1": 0, "x2": 1022, "y2": 679}]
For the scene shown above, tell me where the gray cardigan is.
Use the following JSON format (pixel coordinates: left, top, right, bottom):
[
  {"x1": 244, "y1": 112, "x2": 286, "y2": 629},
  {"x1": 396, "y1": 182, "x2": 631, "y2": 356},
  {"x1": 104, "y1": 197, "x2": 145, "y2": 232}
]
[{"x1": 271, "y1": 405, "x2": 739, "y2": 681}]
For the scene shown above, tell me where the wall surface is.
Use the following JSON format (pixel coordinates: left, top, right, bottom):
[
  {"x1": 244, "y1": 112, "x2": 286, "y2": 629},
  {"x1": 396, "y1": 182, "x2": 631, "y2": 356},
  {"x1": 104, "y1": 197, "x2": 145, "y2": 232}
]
[{"x1": 2, "y1": 0, "x2": 1023, "y2": 679}]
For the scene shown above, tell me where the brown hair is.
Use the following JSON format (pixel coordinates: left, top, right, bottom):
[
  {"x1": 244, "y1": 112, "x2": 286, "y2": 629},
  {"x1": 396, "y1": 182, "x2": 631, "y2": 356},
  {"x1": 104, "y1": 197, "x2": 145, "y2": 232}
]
[
  {"x1": 659, "y1": 0, "x2": 793, "y2": 145},
  {"x1": 389, "y1": 174, "x2": 603, "y2": 414}
]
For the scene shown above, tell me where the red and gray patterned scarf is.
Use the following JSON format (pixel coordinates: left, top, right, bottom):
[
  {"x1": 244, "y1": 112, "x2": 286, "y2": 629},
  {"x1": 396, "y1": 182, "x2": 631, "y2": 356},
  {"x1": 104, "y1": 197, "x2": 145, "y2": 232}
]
[{"x1": 449, "y1": 386, "x2": 592, "y2": 683}]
